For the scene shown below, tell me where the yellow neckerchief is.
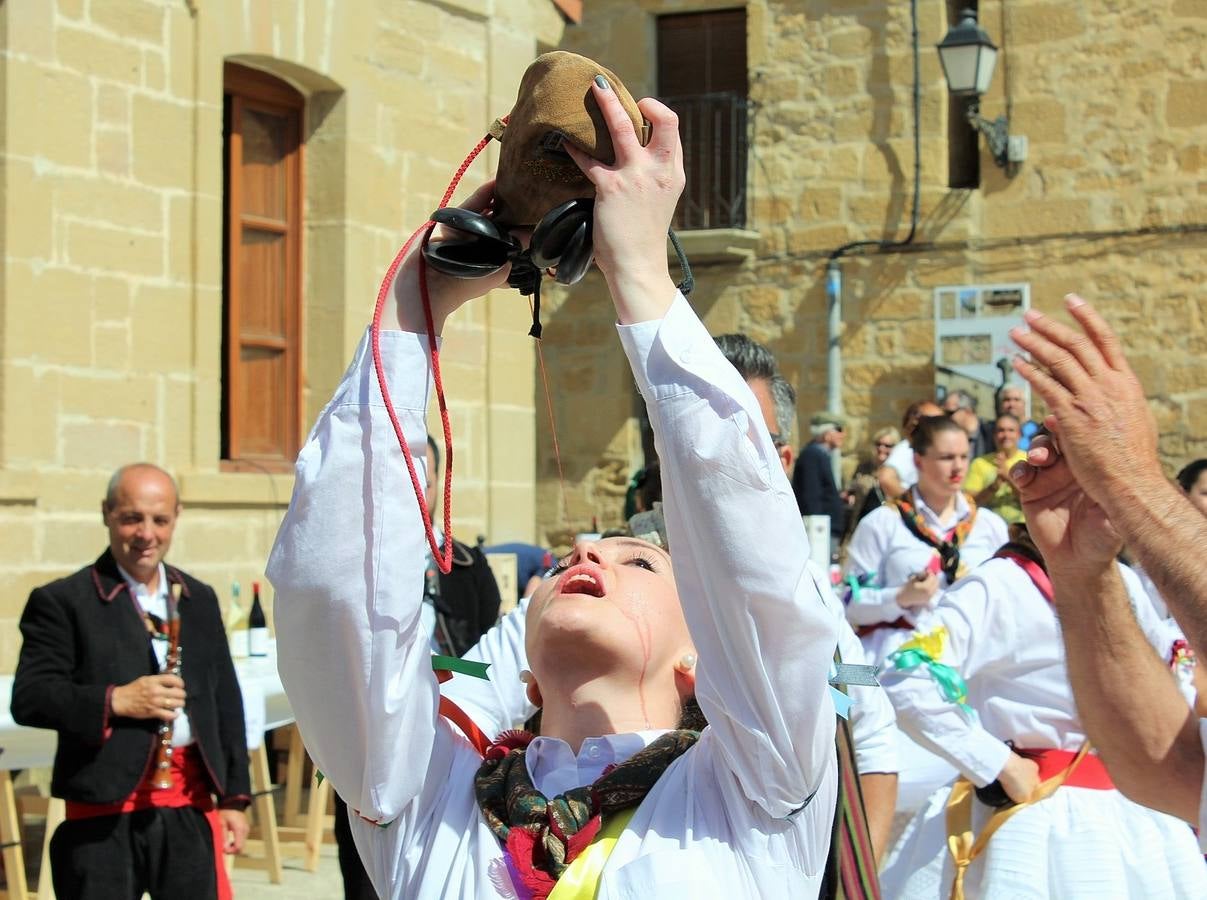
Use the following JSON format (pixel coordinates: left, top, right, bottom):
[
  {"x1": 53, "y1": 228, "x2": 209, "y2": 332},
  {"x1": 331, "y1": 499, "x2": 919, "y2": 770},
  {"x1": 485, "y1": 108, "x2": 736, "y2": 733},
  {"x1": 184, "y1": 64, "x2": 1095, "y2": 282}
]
[
  {"x1": 945, "y1": 741, "x2": 1090, "y2": 900},
  {"x1": 546, "y1": 808, "x2": 636, "y2": 899}
]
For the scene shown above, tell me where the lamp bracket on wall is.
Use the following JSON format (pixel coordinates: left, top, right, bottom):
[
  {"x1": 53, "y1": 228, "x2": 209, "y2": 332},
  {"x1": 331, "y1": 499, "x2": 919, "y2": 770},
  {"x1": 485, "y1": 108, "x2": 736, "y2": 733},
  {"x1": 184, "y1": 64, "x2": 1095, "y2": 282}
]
[{"x1": 966, "y1": 102, "x2": 1011, "y2": 170}]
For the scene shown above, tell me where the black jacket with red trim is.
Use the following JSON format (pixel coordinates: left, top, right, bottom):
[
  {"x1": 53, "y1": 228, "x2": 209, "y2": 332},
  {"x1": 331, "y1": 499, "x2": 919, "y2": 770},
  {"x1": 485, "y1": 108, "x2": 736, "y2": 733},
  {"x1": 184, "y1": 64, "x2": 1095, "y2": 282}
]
[{"x1": 11, "y1": 549, "x2": 251, "y2": 808}]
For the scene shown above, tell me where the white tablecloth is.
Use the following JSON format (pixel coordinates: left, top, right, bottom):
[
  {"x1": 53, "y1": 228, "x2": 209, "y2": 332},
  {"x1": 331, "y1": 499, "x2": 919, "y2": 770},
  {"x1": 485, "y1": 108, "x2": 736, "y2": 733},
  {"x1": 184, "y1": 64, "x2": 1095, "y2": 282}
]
[{"x1": 0, "y1": 651, "x2": 292, "y2": 769}]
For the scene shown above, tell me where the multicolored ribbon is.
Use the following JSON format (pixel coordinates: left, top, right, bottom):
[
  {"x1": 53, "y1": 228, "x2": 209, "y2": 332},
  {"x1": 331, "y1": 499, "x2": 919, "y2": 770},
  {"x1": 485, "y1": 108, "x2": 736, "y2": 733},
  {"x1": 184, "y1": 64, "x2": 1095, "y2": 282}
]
[{"x1": 886, "y1": 627, "x2": 974, "y2": 719}]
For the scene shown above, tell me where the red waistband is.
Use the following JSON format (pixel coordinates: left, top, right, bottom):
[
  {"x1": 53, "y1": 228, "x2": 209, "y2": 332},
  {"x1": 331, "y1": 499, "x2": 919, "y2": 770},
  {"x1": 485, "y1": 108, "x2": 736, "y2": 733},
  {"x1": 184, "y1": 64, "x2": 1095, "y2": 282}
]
[
  {"x1": 66, "y1": 744, "x2": 213, "y2": 821},
  {"x1": 856, "y1": 616, "x2": 913, "y2": 639},
  {"x1": 1016, "y1": 747, "x2": 1114, "y2": 790}
]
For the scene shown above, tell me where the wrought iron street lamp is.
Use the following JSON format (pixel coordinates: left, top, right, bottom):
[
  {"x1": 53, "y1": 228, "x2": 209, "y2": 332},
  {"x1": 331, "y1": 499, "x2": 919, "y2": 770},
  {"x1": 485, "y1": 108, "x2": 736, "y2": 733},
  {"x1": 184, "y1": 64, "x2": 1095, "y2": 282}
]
[{"x1": 937, "y1": 8, "x2": 1019, "y2": 171}]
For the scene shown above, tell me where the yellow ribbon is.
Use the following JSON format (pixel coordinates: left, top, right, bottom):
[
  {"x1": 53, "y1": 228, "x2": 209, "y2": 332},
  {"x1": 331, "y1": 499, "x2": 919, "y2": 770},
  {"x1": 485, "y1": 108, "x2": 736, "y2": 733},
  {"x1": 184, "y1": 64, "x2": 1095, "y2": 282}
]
[
  {"x1": 896, "y1": 625, "x2": 949, "y2": 660},
  {"x1": 945, "y1": 741, "x2": 1090, "y2": 900},
  {"x1": 547, "y1": 808, "x2": 636, "y2": 900}
]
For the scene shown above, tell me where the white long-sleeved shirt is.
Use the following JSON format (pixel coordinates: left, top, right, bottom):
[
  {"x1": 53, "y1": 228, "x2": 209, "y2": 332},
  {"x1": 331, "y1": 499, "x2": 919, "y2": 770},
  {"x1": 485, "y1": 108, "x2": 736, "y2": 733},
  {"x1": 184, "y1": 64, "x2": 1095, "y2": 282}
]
[
  {"x1": 883, "y1": 557, "x2": 1176, "y2": 787},
  {"x1": 447, "y1": 568, "x2": 899, "y2": 777},
  {"x1": 268, "y1": 294, "x2": 840, "y2": 898},
  {"x1": 842, "y1": 489, "x2": 1008, "y2": 662}
]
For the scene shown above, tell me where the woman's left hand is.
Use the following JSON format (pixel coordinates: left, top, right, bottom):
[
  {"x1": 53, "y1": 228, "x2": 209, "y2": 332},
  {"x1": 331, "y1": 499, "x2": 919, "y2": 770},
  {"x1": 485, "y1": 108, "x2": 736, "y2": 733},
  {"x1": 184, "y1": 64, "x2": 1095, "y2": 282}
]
[{"x1": 564, "y1": 80, "x2": 685, "y2": 323}]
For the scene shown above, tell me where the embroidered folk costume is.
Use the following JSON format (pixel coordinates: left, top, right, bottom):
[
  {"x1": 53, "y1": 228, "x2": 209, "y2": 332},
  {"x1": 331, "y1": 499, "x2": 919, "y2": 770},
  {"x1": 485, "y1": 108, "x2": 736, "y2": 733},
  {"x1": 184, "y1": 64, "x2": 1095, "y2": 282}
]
[
  {"x1": 269, "y1": 295, "x2": 842, "y2": 898},
  {"x1": 843, "y1": 488, "x2": 1008, "y2": 666},
  {"x1": 879, "y1": 553, "x2": 1206, "y2": 898}
]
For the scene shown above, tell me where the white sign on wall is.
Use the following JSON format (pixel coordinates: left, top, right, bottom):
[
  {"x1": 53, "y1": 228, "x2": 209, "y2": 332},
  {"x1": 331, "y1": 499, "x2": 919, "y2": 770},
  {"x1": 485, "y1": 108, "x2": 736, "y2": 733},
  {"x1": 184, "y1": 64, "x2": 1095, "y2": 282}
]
[{"x1": 933, "y1": 282, "x2": 1031, "y2": 417}]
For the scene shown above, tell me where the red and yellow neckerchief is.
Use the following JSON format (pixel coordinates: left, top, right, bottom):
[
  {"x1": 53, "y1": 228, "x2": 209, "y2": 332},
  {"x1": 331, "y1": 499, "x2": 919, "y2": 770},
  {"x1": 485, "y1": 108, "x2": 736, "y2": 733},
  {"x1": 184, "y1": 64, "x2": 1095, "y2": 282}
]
[{"x1": 893, "y1": 491, "x2": 978, "y2": 583}]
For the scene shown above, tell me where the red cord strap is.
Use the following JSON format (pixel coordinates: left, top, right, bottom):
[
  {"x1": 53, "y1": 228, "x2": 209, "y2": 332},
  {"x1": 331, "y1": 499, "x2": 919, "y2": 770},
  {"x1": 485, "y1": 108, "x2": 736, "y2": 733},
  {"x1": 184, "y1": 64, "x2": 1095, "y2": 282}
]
[{"x1": 369, "y1": 133, "x2": 493, "y2": 573}]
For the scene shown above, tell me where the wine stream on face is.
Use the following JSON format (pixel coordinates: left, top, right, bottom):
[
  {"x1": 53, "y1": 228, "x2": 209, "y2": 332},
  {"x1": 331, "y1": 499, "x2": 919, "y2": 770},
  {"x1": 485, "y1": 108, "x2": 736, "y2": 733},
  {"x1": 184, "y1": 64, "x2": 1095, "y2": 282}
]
[{"x1": 619, "y1": 588, "x2": 653, "y2": 729}]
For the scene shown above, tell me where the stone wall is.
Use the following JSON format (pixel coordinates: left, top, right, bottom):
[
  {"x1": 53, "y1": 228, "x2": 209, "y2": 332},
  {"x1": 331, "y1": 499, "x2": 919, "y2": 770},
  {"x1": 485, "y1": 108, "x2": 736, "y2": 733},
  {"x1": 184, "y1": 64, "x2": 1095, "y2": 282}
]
[
  {"x1": 0, "y1": 0, "x2": 567, "y2": 672},
  {"x1": 534, "y1": 0, "x2": 1207, "y2": 547}
]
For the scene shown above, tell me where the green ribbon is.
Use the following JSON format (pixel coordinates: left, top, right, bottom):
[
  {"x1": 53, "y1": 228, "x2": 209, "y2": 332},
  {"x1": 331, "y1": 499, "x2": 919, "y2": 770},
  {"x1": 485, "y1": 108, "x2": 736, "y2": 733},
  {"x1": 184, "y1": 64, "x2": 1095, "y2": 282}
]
[
  {"x1": 843, "y1": 573, "x2": 878, "y2": 605},
  {"x1": 888, "y1": 647, "x2": 974, "y2": 719},
  {"x1": 431, "y1": 655, "x2": 491, "y2": 680}
]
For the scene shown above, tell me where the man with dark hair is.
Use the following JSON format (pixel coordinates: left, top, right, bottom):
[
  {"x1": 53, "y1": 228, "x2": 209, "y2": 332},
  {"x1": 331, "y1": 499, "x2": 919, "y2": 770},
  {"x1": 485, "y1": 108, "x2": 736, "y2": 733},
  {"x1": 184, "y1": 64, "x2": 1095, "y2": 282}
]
[{"x1": 12, "y1": 463, "x2": 249, "y2": 900}]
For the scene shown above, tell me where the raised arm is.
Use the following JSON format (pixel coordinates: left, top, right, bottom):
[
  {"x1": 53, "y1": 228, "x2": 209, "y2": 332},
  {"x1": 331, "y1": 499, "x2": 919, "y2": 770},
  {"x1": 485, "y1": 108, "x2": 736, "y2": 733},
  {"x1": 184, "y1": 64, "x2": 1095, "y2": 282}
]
[
  {"x1": 1011, "y1": 295, "x2": 1206, "y2": 824},
  {"x1": 268, "y1": 186, "x2": 509, "y2": 822},
  {"x1": 565, "y1": 82, "x2": 838, "y2": 815},
  {"x1": 267, "y1": 326, "x2": 444, "y2": 822}
]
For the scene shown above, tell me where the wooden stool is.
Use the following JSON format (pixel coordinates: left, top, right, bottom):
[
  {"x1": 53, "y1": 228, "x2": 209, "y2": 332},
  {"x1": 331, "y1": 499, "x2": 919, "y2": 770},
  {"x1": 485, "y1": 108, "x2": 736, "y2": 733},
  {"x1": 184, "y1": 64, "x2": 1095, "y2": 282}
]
[
  {"x1": 234, "y1": 743, "x2": 284, "y2": 883},
  {"x1": 0, "y1": 770, "x2": 29, "y2": 900},
  {"x1": 237, "y1": 728, "x2": 333, "y2": 877}
]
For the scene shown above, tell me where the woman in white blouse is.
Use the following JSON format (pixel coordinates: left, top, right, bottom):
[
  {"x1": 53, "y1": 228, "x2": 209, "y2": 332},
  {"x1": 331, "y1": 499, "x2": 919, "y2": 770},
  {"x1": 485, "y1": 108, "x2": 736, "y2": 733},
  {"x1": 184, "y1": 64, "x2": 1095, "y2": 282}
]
[
  {"x1": 843, "y1": 415, "x2": 1009, "y2": 666},
  {"x1": 269, "y1": 80, "x2": 840, "y2": 899},
  {"x1": 879, "y1": 532, "x2": 1207, "y2": 898}
]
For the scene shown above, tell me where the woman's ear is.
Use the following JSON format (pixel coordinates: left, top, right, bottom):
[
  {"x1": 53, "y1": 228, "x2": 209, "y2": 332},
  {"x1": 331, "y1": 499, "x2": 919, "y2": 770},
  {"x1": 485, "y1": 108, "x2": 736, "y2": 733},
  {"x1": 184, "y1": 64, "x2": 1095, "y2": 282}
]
[{"x1": 524, "y1": 674, "x2": 544, "y2": 709}]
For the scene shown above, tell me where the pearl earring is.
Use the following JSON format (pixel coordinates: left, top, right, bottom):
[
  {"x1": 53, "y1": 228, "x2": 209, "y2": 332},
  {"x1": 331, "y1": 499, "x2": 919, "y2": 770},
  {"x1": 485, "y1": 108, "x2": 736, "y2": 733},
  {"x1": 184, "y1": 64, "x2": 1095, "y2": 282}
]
[
  {"x1": 519, "y1": 669, "x2": 534, "y2": 684},
  {"x1": 678, "y1": 653, "x2": 697, "y2": 671}
]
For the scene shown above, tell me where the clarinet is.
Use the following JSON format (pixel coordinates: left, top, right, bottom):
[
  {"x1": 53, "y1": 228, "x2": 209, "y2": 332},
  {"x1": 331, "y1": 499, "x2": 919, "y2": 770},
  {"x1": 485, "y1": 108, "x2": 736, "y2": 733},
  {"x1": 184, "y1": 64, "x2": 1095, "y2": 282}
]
[{"x1": 151, "y1": 582, "x2": 183, "y2": 790}]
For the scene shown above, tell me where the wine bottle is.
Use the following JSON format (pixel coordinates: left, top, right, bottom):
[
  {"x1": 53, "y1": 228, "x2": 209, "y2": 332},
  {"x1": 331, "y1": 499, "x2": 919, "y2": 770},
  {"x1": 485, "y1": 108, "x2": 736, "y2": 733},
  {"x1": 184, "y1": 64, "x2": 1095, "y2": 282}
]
[
  {"x1": 249, "y1": 581, "x2": 269, "y2": 657},
  {"x1": 229, "y1": 581, "x2": 249, "y2": 658}
]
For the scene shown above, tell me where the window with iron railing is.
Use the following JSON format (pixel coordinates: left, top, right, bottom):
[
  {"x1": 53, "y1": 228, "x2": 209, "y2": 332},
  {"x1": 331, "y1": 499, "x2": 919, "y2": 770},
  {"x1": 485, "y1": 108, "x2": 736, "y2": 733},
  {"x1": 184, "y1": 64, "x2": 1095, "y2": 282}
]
[
  {"x1": 657, "y1": 8, "x2": 749, "y2": 231},
  {"x1": 663, "y1": 91, "x2": 750, "y2": 230}
]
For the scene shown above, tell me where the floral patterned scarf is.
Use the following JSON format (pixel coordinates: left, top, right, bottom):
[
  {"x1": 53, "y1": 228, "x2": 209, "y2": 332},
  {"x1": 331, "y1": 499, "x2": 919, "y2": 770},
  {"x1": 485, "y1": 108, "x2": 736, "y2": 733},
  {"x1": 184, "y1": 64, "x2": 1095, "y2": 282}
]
[
  {"x1": 474, "y1": 729, "x2": 698, "y2": 899},
  {"x1": 893, "y1": 491, "x2": 978, "y2": 583}
]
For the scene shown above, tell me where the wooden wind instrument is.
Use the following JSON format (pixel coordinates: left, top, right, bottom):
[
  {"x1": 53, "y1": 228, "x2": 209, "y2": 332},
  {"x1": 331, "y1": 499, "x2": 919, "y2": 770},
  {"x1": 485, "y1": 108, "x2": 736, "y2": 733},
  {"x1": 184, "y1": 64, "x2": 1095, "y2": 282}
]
[{"x1": 151, "y1": 582, "x2": 183, "y2": 790}]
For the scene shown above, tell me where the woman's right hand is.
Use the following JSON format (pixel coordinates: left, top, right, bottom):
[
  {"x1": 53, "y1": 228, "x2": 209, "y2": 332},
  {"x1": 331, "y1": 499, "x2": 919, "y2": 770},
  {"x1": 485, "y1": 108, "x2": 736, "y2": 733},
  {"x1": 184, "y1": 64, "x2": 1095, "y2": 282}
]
[
  {"x1": 896, "y1": 571, "x2": 939, "y2": 609},
  {"x1": 385, "y1": 179, "x2": 514, "y2": 334}
]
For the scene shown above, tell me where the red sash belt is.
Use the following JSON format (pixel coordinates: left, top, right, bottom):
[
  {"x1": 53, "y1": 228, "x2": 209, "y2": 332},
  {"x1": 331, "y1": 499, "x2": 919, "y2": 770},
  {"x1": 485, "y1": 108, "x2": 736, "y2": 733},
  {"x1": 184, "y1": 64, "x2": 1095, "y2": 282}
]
[
  {"x1": 65, "y1": 745, "x2": 232, "y2": 900},
  {"x1": 856, "y1": 616, "x2": 912, "y2": 639},
  {"x1": 1016, "y1": 747, "x2": 1114, "y2": 790}
]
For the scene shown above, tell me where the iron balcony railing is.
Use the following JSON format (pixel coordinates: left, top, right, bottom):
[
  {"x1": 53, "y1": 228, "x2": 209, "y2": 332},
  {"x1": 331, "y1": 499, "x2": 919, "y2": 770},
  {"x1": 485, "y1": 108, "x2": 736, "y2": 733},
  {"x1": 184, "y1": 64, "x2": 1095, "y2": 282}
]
[{"x1": 663, "y1": 91, "x2": 750, "y2": 231}]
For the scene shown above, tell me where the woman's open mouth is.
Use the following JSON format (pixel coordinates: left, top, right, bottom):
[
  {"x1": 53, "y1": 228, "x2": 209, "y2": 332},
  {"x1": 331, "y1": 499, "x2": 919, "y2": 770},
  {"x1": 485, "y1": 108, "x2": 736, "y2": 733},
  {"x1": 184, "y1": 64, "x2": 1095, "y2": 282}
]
[{"x1": 556, "y1": 563, "x2": 607, "y2": 598}]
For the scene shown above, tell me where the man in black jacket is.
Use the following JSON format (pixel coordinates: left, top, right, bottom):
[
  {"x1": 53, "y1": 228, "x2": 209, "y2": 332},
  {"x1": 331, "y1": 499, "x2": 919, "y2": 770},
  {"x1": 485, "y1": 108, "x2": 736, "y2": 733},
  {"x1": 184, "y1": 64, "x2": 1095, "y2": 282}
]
[
  {"x1": 12, "y1": 463, "x2": 250, "y2": 900},
  {"x1": 793, "y1": 411, "x2": 849, "y2": 561}
]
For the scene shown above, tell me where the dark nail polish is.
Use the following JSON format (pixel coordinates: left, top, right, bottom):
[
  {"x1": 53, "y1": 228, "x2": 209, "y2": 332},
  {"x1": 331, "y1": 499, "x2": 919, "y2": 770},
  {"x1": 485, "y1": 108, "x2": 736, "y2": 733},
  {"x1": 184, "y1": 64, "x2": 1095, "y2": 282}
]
[{"x1": 594, "y1": 74, "x2": 611, "y2": 91}]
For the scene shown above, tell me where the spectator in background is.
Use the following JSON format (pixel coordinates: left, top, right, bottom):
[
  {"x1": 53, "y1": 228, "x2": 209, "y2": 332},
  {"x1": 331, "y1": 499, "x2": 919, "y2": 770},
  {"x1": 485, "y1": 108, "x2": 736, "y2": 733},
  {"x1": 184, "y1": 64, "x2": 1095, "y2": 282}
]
[
  {"x1": 1179, "y1": 459, "x2": 1207, "y2": 517},
  {"x1": 879, "y1": 400, "x2": 944, "y2": 499},
  {"x1": 943, "y1": 388, "x2": 995, "y2": 458},
  {"x1": 793, "y1": 411, "x2": 848, "y2": 560},
  {"x1": 843, "y1": 426, "x2": 901, "y2": 550},
  {"x1": 482, "y1": 542, "x2": 555, "y2": 602},
  {"x1": 997, "y1": 385, "x2": 1040, "y2": 450},
  {"x1": 845, "y1": 415, "x2": 1009, "y2": 666},
  {"x1": 11, "y1": 463, "x2": 250, "y2": 900},
  {"x1": 963, "y1": 413, "x2": 1027, "y2": 525}
]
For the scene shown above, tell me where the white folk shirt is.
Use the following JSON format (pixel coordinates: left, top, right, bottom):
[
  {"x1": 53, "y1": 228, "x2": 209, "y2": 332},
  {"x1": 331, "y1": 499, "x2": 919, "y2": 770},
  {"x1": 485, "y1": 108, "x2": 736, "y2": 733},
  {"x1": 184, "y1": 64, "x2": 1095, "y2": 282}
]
[
  {"x1": 268, "y1": 295, "x2": 841, "y2": 899},
  {"x1": 884, "y1": 557, "x2": 1176, "y2": 786},
  {"x1": 117, "y1": 562, "x2": 193, "y2": 747},
  {"x1": 843, "y1": 489, "x2": 1008, "y2": 662},
  {"x1": 447, "y1": 567, "x2": 900, "y2": 778}
]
